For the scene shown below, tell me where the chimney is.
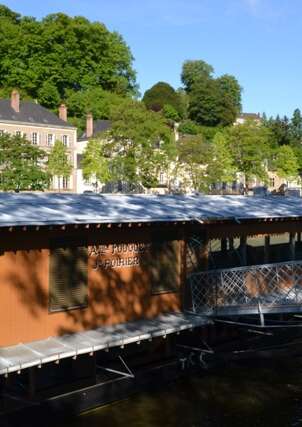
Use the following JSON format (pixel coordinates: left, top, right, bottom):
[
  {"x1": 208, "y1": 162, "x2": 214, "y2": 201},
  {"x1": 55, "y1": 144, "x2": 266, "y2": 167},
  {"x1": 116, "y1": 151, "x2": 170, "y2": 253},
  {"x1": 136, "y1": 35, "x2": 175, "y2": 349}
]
[
  {"x1": 59, "y1": 103, "x2": 67, "y2": 121},
  {"x1": 86, "y1": 113, "x2": 93, "y2": 138},
  {"x1": 11, "y1": 89, "x2": 20, "y2": 113}
]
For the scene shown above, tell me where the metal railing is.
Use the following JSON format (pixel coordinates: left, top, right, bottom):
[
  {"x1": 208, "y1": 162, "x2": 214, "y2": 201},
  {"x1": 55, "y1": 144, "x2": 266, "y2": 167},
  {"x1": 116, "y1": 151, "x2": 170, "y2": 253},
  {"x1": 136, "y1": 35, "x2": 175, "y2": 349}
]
[{"x1": 189, "y1": 260, "x2": 302, "y2": 315}]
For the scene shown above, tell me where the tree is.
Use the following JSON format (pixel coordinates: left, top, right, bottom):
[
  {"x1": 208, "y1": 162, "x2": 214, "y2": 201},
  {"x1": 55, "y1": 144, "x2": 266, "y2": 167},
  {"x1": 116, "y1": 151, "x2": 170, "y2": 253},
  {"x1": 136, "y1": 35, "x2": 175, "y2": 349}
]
[
  {"x1": 274, "y1": 145, "x2": 299, "y2": 182},
  {"x1": 264, "y1": 115, "x2": 291, "y2": 147},
  {"x1": 217, "y1": 74, "x2": 242, "y2": 114},
  {"x1": 142, "y1": 82, "x2": 183, "y2": 117},
  {"x1": 177, "y1": 134, "x2": 210, "y2": 191},
  {"x1": 82, "y1": 139, "x2": 110, "y2": 191},
  {"x1": 47, "y1": 140, "x2": 72, "y2": 191},
  {"x1": 207, "y1": 132, "x2": 237, "y2": 188},
  {"x1": 0, "y1": 133, "x2": 49, "y2": 191},
  {"x1": 0, "y1": 7, "x2": 137, "y2": 110},
  {"x1": 290, "y1": 108, "x2": 302, "y2": 146},
  {"x1": 106, "y1": 100, "x2": 175, "y2": 188},
  {"x1": 181, "y1": 60, "x2": 214, "y2": 92},
  {"x1": 226, "y1": 121, "x2": 273, "y2": 185},
  {"x1": 181, "y1": 60, "x2": 242, "y2": 127}
]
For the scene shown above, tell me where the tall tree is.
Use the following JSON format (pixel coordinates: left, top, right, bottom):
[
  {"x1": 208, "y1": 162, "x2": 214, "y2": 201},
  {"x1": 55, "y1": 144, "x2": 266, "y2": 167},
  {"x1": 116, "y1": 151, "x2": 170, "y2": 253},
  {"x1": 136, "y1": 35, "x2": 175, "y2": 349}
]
[
  {"x1": 181, "y1": 60, "x2": 214, "y2": 92},
  {"x1": 181, "y1": 60, "x2": 242, "y2": 127},
  {"x1": 47, "y1": 140, "x2": 72, "y2": 191},
  {"x1": 0, "y1": 7, "x2": 137, "y2": 109},
  {"x1": 207, "y1": 132, "x2": 237, "y2": 188},
  {"x1": 0, "y1": 133, "x2": 49, "y2": 191},
  {"x1": 142, "y1": 81, "x2": 183, "y2": 117},
  {"x1": 106, "y1": 100, "x2": 175, "y2": 188},
  {"x1": 82, "y1": 139, "x2": 110, "y2": 191},
  {"x1": 290, "y1": 108, "x2": 302, "y2": 146},
  {"x1": 177, "y1": 134, "x2": 210, "y2": 191},
  {"x1": 226, "y1": 121, "x2": 273, "y2": 185},
  {"x1": 274, "y1": 145, "x2": 299, "y2": 182}
]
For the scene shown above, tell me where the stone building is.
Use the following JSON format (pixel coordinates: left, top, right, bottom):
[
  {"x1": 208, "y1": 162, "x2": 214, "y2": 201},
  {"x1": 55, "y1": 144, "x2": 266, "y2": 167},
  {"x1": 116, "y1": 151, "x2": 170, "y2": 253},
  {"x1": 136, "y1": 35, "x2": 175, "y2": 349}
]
[{"x1": 0, "y1": 90, "x2": 77, "y2": 191}]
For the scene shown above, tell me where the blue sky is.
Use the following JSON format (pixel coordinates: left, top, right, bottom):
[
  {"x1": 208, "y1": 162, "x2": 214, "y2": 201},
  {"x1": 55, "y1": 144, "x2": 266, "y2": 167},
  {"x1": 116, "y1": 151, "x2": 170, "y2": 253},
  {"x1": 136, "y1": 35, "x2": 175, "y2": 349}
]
[{"x1": 2, "y1": 0, "x2": 301, "y2": 117}]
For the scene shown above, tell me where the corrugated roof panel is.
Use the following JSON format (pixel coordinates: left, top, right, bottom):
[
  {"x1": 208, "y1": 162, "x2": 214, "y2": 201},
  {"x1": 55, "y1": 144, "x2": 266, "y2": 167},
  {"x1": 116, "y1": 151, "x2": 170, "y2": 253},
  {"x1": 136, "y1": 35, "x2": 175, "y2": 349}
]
[{"x1": 0, "y1": 193, "x2": 301, "y2": 227}]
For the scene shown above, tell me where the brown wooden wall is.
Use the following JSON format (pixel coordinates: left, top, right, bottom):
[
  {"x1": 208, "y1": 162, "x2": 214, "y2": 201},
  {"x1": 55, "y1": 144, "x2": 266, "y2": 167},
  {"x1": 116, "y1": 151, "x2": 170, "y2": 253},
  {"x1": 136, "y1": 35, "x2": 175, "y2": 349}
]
[{"x1": 0, "y1": 225, "x2": 184, "y2": 347}]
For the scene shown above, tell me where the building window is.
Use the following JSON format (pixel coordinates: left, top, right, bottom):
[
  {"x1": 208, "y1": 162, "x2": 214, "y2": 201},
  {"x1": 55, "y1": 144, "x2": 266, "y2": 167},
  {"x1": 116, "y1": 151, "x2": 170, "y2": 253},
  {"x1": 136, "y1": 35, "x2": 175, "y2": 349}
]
[
  {"x1": 62, "y1": 176, "x2": 69, "y2": 190},
  {"x1": 0, "y1": 130, "x2": 4, "y2": 136},
  {"x1": 270, "y1": 178, "x2": 275, "y2": 187},
  {"x1": 49, "y1": 243, "x2": 88, "y2": 312},
  {"x1": 62, "y1": 135, "x2": 68, "y2": 146},
  {"x1": 15, "y1": 131, "x2": 21, "y2": 137},
  {"x1": 47, "y1": 134, "x2": 54, "y2": 146},
  {"x1": 77, "y1": 154, "x2": 83, "y2": 169},
  {"x1": 32, "y1": 132, "x2": 38, "y2": 145}
]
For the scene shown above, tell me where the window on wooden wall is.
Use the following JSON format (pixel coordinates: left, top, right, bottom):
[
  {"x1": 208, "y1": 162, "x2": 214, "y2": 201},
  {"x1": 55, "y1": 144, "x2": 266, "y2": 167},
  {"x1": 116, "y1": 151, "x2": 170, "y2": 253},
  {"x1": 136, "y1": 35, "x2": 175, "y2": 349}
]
[
  {"x1": 49, "y1": 245, "x2": 88, "y2": 312},
  {"x1": 146, "y1": 240, "x2": 180, "y2": 294}
]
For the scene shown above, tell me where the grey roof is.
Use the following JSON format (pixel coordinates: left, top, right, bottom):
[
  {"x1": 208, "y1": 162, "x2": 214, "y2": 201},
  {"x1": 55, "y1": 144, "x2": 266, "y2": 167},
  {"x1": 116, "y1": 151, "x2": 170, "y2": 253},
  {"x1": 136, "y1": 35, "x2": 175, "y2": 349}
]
[
  {"x1": 0, "y1": 193, "x2": 302, "y2": 228},
  {"x1": 0, "y1": 100, "x2": 74, "y2": 128},
  {"x1": 0, "y1": 312, "x2": 209, "y2": 375},
  {"x1": 79, "y1": 119, "x2": 111, "y2": 140}
]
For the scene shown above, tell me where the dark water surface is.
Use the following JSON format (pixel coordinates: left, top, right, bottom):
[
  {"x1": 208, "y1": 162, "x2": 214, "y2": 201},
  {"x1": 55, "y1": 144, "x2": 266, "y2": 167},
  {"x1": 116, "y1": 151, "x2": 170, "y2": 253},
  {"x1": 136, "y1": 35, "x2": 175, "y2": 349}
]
[{"x1": 60, "y1": 359, "x2": 302, "y2": 427}]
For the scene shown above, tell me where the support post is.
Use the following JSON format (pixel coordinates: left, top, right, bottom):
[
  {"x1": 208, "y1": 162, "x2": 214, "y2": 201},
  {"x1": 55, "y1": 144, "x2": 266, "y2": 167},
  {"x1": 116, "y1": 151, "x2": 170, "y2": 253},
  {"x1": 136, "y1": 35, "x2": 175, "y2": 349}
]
[
  {"x1": 264, "y1": 235, "x2": 270, "y2": 264},
  {"x1": 240, "y1": 236, "x2": 247, "y2": 266},
  {"x1": 28, "y1": 367, "x2": 36, "y2": 399},
  {"x1": 290, "y1": 233, "x2": 296, "y2": 260}
]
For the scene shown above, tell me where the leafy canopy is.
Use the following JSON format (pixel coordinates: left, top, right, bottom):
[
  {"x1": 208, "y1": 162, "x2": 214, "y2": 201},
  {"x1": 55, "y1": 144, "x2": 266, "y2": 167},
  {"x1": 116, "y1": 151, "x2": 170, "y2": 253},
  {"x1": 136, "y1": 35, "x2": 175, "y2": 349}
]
[
  {"x1": 177, "y1": 134, "x2": 210, "y2": 191},
  {"x1": 0, "y1": 6, "x2": 137, "y2": 110},
  {"x1": 82, "y1": 139, "x2": 110, "y2": 190},
  {"x1": 47, "y1": 140, "x2": 72, "y2": 189},
  {"x1": 0, "y1": 133, "x2": 49, "y2": 191},
  {"x1": 142, "y1": 81, "x2": 183, "y2": 118},
  {"x1": 105, "y1": 100, "x2": 175, "y2": 188},
  {"x1": 181, "y1": 60, "x2": 242, "y2": 127},
  {"x1": 225, "y1": 121, "x2": 273, "y2": 183},
  {"x1": 207, "y1": 132, "x2": 237, "y2": 186},
  {"x1": 273, "y1": 145, "x2": 299, "y2": 182}
]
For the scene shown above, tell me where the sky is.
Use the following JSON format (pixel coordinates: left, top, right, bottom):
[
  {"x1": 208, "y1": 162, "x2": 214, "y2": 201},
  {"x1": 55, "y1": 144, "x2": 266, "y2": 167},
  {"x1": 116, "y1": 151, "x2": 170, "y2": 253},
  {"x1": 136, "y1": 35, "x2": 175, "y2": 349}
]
[{"x1": 2, "y1": 0, "x2": 302, "y2": 117}]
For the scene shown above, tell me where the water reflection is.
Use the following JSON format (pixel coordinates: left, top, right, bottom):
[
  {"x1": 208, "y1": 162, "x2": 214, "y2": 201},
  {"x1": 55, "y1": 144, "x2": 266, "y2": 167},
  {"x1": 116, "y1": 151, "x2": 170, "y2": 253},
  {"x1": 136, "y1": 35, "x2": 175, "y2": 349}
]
[{"x1": 61, "y1": 359, "x2": 302, "y2": 427}]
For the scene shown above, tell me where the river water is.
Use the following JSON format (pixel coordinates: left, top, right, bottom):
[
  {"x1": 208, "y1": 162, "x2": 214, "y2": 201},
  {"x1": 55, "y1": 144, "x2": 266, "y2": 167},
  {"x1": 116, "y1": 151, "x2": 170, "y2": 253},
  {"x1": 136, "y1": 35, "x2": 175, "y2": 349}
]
[{"x1": 59, "y1": 358, "x2": 302, "y2": 427}]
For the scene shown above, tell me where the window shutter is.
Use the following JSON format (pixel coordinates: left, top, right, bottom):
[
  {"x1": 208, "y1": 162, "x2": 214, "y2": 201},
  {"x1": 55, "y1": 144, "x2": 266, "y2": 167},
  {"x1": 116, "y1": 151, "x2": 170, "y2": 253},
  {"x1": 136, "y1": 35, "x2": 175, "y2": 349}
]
[{"x1": 49, "y1": 245, "x2": 88, "y2": 312}]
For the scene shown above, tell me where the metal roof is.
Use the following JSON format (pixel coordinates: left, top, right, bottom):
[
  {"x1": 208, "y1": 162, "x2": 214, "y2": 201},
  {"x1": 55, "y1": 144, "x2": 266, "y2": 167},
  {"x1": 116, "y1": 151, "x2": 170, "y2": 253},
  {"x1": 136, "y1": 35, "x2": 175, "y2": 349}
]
[
  {"x1": 0, "y1": 193, "x2": 301, "y2": 228},
  {"x1": 0, "y1": 313, "x2": 209, "y2": 375}
]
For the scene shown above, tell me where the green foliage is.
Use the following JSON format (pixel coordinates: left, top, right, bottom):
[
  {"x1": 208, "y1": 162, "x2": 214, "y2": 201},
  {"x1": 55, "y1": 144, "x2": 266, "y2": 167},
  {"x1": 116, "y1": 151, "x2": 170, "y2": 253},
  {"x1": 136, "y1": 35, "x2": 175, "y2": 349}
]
[
  {"x1": 0, "y1": 6, "x2": 137, "y2": 110},
  {"x1": 273, "y1": 145, "x2": 299, "y2": 182},
  {"x1": 264, "y1": 115, "x2": 291, "y2": 147},
  {"x1": 106, "y1": 100, "x2": 175, "y2": 187},
  {"x1": 207, "y1": 132, "x2": 237, "y2": 186},
  {"x1": 217, "y1": 74, "x2": 242, "y2": 114},
  {"x1": 177, "y1": 134, "x2": 210, "y2": 191},
  {"x1": 226, "y1": 121, "x2": 272, "y2": 183},
  {"x1": 47, "y1": 140, "x2": 72, "y2": 190},
  {"x1": 142, "y1": 82, "x2": 183, "y2": 117},
  {"x1": 162, "y1": 104, "x2": 180, "y2": 121},
  {"x1": 181, "y1": 60, "x2": 214, "y2": 92},
  {"x1": 181, "y1": 60, "x2": 241, "y2": 127},
  {"x1": 65, "y1": 87, "x2": 126, "y2": 132},
  {"x1": 82, "y1": 139, "x2": 110, "y2": 190},
  {"x1": 0, "y1": 133, "x2": 49, "y2": 191},
  {"x1": 178, "y1": 119, "x2": 201, "y2": 135},
  {"x1": 290, "y1": 108, "x2": 302, "y2": 146}
]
